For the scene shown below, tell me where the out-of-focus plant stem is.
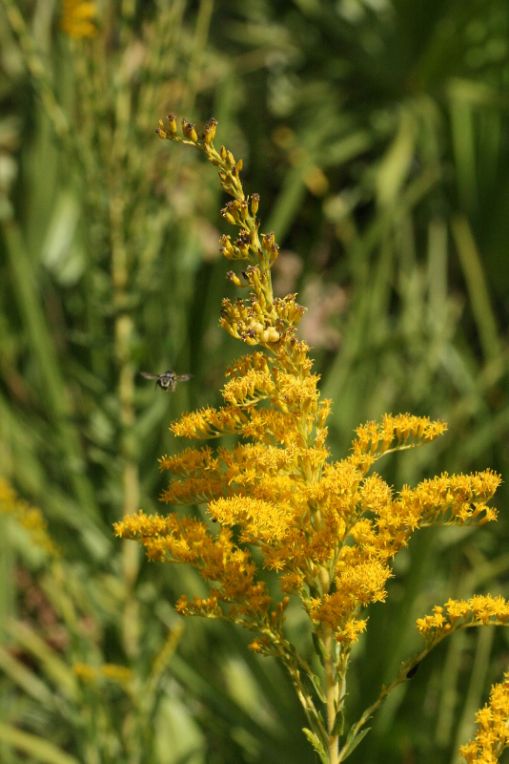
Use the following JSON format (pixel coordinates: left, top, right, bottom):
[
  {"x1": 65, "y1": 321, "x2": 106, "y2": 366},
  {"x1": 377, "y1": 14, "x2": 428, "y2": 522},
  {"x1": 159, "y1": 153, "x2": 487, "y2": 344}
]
[
  {"x1": 2, "y1": 221, "x2": 98, "y2": 519},
  {"x1": 109, "y1": 178, "x2": 140, "y2": 660},
  {"x1": 109, "y1": 34, "x2": 143, "y2": 657},
  {"x1": 2, "y1": 0, "x2": 69, "y2": 139}
]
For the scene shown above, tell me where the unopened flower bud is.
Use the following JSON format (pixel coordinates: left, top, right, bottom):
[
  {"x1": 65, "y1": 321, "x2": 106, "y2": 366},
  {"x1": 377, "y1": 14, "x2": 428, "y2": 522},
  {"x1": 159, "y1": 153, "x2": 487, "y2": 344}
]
[
  {"x1": 261, "y1": 232, "x2": 276, "y2": 250},
  {"x1": 219, "y1": 234, "x2": 235, "y2": 259},
  {"x1": 250, "y1": 194, "x2": 260, "y2": 216},
  {"x1": 182, "y1": 119, "x2": 198, "y2": 143},
  {"x1": 156, "y1": 119, "x2": 167, "y2": 138},
  {"x1": 202, "y1": 117, "x2": 218, "y2": 145},
  {"x1": 226, "y1": 270, "x2": 242, "y2": 287},
  {"x1": 166, "y1": 113, "x2": 177, "y2": 135},
  {"x1": 221, "y1": 207, "x2": 236, "y2": 226}
]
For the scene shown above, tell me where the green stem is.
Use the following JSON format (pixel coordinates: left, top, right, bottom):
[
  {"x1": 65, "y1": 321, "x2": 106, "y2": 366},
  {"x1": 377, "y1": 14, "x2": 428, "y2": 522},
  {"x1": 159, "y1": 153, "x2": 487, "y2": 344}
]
[
  {"x1": 2, "y1": 0, "x2": 70, "y2": 140},
  {"x1": 337, "y1": 643, "x2": 435, "y2": 762},
  {"x1": 109, "y1": 186, "x2": 140, "y2": 658},
  {"x1": 325, "y1": 633, "x2": 340, "y2": 764}
]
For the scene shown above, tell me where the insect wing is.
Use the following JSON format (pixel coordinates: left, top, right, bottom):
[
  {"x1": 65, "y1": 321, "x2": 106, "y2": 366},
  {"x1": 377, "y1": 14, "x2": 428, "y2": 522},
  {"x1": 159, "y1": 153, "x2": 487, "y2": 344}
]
[
  {"x1": 175, "y1": 374, "x2": 192, "y2": 383},
  {"x1": 140, "y1": 371, "x2": 159, "y2": 381}
]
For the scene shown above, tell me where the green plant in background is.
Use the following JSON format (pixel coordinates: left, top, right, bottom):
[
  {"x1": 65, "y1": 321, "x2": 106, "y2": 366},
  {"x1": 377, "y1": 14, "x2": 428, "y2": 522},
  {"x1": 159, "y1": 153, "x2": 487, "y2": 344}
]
[
  {"x1": 0, "y1": 478, "x2": 190, "y2": 764},
  {"x1": 116, "y1": 115, "x2": 508, "y2": 763}
]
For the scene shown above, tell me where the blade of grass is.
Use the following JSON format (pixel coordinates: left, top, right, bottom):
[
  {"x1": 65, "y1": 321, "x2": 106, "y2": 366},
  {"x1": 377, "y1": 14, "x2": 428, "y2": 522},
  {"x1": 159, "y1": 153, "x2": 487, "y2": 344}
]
[
  {"x1": 0, "y1": 723, "x2": 79, "y2": 764},
  {"x1": 451, "y1": 214, "x2": 502, "y2": 362},
  {"x1": 2, "y1": 222, "x2": 98, "y2": 519}
]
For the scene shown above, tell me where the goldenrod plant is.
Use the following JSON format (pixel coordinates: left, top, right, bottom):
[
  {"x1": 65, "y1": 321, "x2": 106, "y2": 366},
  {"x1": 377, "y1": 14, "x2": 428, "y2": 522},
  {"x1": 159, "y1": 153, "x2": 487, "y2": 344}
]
[{"x1": 115, "y1": 116, "x2": 508, "y2": 764}]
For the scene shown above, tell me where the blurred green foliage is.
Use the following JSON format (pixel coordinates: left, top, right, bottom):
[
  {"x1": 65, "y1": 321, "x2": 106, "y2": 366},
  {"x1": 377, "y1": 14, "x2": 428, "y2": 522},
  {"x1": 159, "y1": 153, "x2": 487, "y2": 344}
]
[{"x1": 0, "y1": 0, "x2": 508, "y2": 762}]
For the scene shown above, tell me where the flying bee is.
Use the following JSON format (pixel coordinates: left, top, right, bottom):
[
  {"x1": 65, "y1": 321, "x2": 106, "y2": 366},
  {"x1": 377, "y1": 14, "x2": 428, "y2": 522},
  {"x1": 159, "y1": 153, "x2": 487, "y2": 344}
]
[{"x1": 140, "y1": 370, "x2": 192, "y2": 392}]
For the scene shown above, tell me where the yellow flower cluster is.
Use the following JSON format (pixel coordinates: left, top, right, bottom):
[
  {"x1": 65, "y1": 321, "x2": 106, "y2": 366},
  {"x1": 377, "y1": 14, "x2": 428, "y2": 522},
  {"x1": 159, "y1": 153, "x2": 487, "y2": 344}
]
[
  {"x1": 74, "y1": 662, "x2": 133, "y2": 690},
  {"x1": 0, "y1": 478, "x2": 58, "y2": 557},
  {"x1": 60, "y1": 0, "x2": 97, "y2": 39},
  {"x1": 117, "y1": 511, "x2": 271, "y2": 625},
  {"x1": 114, "y1": 116, "x2": 501, "y2": 654},
  {"x1": 459, "y1": 672, "x2": 509, "y2": 763},
  {"x1": 112, "y1": 116, "x2": 505, "y2": 762},
  {"x1": 416, "y1": 595, "x2": 509, "y2": 644}
]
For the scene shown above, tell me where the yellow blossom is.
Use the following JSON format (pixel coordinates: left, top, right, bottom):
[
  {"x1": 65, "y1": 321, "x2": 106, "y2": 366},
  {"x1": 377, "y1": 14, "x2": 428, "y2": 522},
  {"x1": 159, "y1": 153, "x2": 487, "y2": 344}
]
[
  {"x1": 0, "y1": 478, "x2": 58, "y2": 557},
  {"x1": 398, "y1": 471, "x2": 501, "y2": 528},
  {"x1": 416, "y1": 595, "x2": 509, "y2": 642},
  {"x1": 171, "y1": 405, "x2": 246, "y2": 439},
  {"x1": 459, "y1": 672, "x2": 509, "y2": 763},
  {"x1": 351, "y1": 414, "x2": 448, "y2": 471},
  {"x1": 60, "y1": 0, "x2": 97, "y2": 39}
]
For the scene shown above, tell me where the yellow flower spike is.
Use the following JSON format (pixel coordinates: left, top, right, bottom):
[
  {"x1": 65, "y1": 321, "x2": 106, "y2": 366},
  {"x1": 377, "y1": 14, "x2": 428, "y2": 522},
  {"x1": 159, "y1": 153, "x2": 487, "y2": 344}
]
[
  {"x1": 351, "y1": 413, "x2": 448, "y2": 469},
  {"x1": 114, "y1": 116, "x2": 504, "y2": 762},
  {"x1": 397, "y1": 470, "x2": 501, "y2": 528},
  {"x1": 416, "y1": 595, "x2": 509, "y2": 643}
]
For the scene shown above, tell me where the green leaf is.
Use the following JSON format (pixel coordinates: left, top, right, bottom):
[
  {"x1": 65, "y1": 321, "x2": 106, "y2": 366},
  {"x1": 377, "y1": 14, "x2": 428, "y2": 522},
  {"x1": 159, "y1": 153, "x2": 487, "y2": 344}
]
[
  {"x1": 332, "y1": 709, "x2": 344, "y2": 738},
  {"x1": 0, "y1": 723, "x2": 79, "y2": 764},
  {"x1": 340, "y1": 727, "x2": 371, "y2": 760},
  {"x1": 302, "y1": 727, "x2": 328, "y2": 763},
  {"x1": 7, "y1": 620, "x2": 78, "y2": 700},
  {"x1": 306, "y1": 668, "x2": 326, "y2": 705}
]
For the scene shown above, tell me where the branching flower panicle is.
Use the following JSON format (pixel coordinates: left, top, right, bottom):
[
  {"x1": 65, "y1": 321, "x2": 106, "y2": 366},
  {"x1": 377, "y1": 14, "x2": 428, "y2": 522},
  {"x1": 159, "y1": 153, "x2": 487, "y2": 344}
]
[{"x1": 114, "y1": 116, "x2": 504, "y2": 763}]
